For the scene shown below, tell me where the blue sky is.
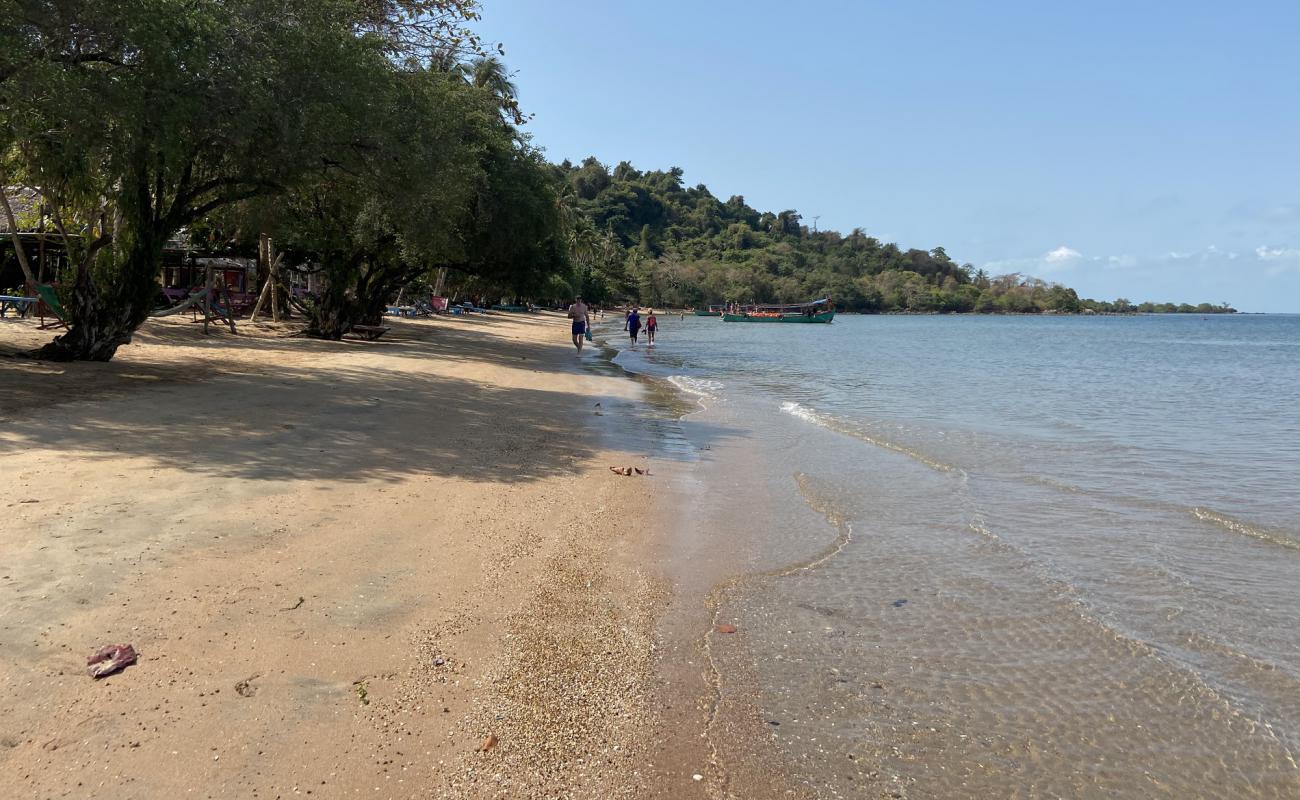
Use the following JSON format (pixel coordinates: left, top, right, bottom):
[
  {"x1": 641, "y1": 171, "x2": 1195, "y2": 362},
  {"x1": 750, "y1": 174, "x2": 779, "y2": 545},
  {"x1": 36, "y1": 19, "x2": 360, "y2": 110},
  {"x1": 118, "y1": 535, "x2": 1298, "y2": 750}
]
[{"x1": 473, "y1": 1, "x2": 1300, "y2": 311}]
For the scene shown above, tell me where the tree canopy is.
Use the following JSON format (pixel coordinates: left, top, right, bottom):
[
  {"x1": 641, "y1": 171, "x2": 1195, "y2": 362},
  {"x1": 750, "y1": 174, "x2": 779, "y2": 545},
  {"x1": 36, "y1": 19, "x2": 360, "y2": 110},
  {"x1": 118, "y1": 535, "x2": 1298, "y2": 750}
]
[{"x1": 553, "y1": 158, "x2": 1235, "y2": 315}]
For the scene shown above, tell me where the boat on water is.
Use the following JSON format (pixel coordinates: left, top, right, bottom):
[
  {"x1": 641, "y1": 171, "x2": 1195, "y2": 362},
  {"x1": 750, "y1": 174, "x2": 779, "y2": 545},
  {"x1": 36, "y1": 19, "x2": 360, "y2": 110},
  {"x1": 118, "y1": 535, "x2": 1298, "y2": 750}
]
[
  {"x1": 722, "y1": 298, "x2": 835, "y2": 323},
  {"x1": 694, "y1": 304, "x2": 724, "y2": 316}
]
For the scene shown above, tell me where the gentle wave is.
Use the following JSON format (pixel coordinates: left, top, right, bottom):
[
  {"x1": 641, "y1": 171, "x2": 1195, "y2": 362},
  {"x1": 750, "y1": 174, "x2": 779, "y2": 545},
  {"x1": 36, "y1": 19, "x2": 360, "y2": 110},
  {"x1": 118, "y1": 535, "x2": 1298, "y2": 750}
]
[
  {"x1": 1191, "y1": 507, "x2": 1300, "y2": 551},
  {"x1": 779, "y1": 401, "x2": 955, "y2": 472},
  {"x1": 668, "y1": 375, "x2": 725, "y2": 401}
]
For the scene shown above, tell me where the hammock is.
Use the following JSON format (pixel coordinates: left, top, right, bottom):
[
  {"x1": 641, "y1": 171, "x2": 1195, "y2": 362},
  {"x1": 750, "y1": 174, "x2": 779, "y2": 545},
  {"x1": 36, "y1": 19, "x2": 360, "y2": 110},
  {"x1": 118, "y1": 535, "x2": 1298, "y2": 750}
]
[{"x1": 148, "y1": 288, "x2": 209, "y2": 318}]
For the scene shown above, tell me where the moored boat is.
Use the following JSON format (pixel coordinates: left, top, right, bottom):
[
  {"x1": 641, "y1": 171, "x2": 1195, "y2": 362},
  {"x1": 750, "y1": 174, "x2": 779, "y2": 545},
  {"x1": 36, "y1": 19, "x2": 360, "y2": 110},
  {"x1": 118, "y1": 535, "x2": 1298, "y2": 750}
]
[
  {"x1": 694, "y1": 304, "x2": 724, "y2": 316},
  {"x1": 722, "y1": 299, "x2": 835, "y2": 323}
]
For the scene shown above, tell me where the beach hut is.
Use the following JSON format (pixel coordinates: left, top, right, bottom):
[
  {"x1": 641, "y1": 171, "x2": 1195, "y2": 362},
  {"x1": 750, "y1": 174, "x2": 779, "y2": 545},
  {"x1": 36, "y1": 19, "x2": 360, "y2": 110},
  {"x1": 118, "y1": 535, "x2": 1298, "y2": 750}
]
[{"x1": 0, "y1": 186, "x2": 63, "y2": 291}]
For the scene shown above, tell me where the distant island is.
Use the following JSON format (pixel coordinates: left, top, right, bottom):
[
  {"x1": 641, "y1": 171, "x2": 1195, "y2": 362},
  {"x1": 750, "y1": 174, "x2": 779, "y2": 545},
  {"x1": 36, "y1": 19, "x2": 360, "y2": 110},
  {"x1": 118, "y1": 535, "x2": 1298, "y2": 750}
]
[{"x1": 560, "y1": 158, "x2": 1236, "y2": 314}]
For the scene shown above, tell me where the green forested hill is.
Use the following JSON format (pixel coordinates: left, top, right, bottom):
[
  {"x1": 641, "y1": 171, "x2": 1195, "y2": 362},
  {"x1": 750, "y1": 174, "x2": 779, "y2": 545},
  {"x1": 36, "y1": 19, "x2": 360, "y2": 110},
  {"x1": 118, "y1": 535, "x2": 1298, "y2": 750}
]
[{"x1": 556, "y1": 158, "x2": 1234, "y2": 314}]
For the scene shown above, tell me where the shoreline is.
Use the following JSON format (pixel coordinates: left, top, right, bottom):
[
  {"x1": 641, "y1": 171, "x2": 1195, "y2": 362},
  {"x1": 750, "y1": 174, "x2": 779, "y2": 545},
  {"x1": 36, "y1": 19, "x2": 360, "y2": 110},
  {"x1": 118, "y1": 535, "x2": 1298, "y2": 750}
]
[
  {"x1": 0, "y1": 312, "x2": 712, "y2": 798},
  {"x1": 593, "y1": 321, "x2": 829, "y2": 800}
]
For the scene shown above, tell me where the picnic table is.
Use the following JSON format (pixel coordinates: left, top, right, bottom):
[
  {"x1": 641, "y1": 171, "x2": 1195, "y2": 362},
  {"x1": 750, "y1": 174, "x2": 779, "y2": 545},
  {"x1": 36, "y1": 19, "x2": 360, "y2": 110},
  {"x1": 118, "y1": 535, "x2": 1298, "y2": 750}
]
[{"x1": 0, "y1": 295, "x2": 36, "y2": 318}]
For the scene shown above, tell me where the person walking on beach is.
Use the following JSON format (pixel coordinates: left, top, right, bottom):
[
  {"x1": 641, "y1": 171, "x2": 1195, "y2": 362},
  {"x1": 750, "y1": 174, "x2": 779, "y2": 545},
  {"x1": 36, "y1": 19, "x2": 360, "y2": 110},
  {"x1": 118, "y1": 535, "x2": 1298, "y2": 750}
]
[
  {"x1": 626, "y1": 306, "x2": 642, "y2": 346},
  {"x1": 645, "y1": 309, "x2": 658, "y2": 346},
  {"x1": 567, "y1": 296, "x2": 590, "y2": 353}
]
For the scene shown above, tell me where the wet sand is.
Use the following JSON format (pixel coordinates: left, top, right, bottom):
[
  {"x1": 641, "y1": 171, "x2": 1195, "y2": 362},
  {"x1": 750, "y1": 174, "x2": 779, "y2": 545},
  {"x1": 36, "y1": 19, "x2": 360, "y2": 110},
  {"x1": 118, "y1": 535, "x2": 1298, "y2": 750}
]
[{"x1": 0, "y1": 312, "x2": 698, "y2": 798}]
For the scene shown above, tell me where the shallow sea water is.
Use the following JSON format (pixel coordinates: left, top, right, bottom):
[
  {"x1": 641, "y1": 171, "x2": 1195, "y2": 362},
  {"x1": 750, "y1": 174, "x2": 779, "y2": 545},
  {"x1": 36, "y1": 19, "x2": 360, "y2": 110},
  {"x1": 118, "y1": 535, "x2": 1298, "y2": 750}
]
[{"x1": 609, "y1": 314, "x2": 1300, "y2": 798}]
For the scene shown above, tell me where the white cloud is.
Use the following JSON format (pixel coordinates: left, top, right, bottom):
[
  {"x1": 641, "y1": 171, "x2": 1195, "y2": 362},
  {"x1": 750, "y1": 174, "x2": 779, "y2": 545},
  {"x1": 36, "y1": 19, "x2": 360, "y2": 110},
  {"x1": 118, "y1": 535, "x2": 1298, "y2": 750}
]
[
  {"x1": 1255, "y1": 245, "x2": 1299, "y2": 261},
  {"x1": 1107, "y1": 254, "x2": 1137, "y2": 269},
  {"x1": 1045, "y1": 245, "x2": 1082, "y2": 264},
  {"x1": 1255, "y1": 245, "x2": 1300, "y2": 275}
]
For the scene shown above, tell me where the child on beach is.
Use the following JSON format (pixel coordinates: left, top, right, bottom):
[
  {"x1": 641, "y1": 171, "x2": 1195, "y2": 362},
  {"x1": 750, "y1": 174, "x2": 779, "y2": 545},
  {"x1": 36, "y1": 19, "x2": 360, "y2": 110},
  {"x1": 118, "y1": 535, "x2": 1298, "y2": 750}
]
[{"x1": 645, "y1": 310, "x2": 658, "y2": 346}]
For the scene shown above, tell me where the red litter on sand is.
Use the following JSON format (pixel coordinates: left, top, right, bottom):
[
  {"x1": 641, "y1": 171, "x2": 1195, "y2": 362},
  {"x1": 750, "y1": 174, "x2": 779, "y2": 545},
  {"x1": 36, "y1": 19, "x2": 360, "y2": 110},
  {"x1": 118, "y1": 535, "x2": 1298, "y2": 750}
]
[{"x1": 87, "y1": 644, "x2": 137, "y2": 678}]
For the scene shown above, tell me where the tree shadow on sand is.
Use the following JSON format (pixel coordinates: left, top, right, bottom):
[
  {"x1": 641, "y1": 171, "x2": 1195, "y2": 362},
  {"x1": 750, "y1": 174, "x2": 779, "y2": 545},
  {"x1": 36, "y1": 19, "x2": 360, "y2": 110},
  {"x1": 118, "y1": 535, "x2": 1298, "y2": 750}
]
[{"x1": 0, "y1": 325, "x2": 734, "y2": 485}]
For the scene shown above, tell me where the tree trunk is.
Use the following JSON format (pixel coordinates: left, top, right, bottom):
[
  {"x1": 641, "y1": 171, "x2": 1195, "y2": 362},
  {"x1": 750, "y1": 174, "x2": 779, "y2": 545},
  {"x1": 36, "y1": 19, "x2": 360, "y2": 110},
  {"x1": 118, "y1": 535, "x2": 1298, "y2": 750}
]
[
  {"x1": 307, "y1": 276, "x2": 357, "y2": 340},
  {"x1": 34, "y1": 237, "x2": 162, "y2": 362},
  {"x1": 0, "y1": 184, "x2": 38, "y2": 289}
]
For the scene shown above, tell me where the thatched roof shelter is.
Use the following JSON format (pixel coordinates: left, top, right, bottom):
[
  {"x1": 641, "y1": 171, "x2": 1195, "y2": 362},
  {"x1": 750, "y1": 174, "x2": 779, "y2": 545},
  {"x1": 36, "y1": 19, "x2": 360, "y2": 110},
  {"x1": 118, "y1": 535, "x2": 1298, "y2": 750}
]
[{"x1": 0, "y1": 186, "x2": 44, "y2": 233}]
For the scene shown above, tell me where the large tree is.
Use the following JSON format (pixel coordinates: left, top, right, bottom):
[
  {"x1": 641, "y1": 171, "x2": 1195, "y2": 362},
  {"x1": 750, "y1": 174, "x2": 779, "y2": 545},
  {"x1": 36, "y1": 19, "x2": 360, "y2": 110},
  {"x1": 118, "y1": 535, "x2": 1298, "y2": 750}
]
[
  {"x1": 0, "y1": 0, "x2": 486, "y2": 360},
  {"x1": 266, "y1": 69, "x2": 490, "y2": 339}
]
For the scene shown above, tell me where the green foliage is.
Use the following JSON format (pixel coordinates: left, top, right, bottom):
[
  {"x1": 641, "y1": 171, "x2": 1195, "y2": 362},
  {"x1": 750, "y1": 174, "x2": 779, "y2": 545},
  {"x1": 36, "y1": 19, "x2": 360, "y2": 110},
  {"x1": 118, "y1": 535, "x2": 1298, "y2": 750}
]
[
  {"x1": 258, "y1": 67, "x2": 489, "y2": 337},
  {"x1": 554, "y1": 157, "x2": 1235, "y2": 314},
  {"x1": 556, "y1": 158, "x2": 987, "y2": 311},
  {"x1": 0, "y1": 0, "x2": 491, "y2": 358}
]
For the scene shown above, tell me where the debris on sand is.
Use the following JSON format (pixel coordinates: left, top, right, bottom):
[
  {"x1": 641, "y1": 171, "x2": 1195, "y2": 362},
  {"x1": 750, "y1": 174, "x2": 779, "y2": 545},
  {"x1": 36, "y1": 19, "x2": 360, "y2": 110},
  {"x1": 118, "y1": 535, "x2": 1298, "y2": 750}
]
[
  {"x1": 609, "y1": 466, "x2": 652, "y2": 476},
  {"x1": 87, "y1": 644, "x2": 137, "y2": 678},
  {"x1": 234, "y1": 674, "x2": 260, "y2": 697},
  {"x1": 715, "y1": 623, "x2": 738, "y2": 634},
  {"x1": 477, "y1": 733, "x2": 498, "y2": 752}
]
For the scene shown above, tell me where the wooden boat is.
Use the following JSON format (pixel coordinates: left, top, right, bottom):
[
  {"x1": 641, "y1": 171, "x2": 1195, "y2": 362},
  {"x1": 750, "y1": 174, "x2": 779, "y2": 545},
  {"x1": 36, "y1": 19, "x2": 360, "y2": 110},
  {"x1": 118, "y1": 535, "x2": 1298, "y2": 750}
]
[
  {"x1": 722, "y1": 299, "x2": 835, "y2": 323},
  {"x1": 694, "y1": 304, "x2": 724, "y2": 317}
]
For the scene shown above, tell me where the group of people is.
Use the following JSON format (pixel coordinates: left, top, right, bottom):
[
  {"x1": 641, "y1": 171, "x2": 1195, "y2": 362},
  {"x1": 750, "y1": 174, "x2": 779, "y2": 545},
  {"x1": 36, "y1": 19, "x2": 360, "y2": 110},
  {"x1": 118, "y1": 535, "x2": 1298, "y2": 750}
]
[
  {"x1": 565, "y1": 297, "x2": 659, "y2": 353},
  {"x1": 623, "y1": 306, "x2": 657, "y2": 347}
]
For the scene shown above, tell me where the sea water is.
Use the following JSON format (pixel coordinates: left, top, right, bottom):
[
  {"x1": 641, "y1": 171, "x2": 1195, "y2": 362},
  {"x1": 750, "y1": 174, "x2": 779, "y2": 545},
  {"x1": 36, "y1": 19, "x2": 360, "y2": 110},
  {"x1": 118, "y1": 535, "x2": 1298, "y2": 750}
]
[{"x1": 609, "y1": 314, "x2": 1300, "y2": 798}]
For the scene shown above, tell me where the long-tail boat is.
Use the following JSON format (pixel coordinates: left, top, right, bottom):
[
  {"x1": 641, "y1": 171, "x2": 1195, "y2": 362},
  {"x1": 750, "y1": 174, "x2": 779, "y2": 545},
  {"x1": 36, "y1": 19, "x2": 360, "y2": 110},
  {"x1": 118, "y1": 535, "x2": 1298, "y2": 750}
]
[
  {"x1": 693, "y1": 304, "x2": 724, "y2": 316},
  {"x1": 722, "y1": 299, "x2": 835, "y2": 323}
]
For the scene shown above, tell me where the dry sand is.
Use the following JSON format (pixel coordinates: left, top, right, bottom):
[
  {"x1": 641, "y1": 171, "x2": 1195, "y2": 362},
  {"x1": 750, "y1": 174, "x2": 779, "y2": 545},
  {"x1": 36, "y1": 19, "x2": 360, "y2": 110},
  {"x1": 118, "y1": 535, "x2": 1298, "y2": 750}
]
[{"x1": 0, "y1": 312, "x2": 723, "y2": 798}]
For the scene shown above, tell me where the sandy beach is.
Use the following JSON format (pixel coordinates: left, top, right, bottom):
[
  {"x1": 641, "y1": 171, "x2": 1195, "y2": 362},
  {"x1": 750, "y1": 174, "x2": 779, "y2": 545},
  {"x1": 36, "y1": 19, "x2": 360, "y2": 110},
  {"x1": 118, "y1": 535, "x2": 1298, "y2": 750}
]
[{"x1": 0, "y1": 312, "x2": 727, "y2": 799}]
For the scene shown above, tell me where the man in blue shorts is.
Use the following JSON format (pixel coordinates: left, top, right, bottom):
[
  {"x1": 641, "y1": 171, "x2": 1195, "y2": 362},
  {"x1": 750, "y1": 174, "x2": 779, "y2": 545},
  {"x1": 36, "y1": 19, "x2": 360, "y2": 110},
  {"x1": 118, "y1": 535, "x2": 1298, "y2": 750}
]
[{"x1": 567, "y1": 296, "x2": 590, "y2": 353}]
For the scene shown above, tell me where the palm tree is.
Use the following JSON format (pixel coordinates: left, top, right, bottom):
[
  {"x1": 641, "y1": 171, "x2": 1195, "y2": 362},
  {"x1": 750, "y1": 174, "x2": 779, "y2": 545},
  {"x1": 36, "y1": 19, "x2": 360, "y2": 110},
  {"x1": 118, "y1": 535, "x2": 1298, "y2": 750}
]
[
  {"x1": 457, "y1": 56, "x2": 525, "y2": 125},
  {"x1": 467, "y1": 56, "x2": 517, "y2": 103}
]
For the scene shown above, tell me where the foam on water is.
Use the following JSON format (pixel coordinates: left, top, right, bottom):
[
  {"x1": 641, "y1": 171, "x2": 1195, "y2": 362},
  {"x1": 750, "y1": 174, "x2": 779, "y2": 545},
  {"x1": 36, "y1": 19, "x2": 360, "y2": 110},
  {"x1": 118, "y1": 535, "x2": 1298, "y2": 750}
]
[
  {"x1": 668, "y1": 375, "x2": 724, "y2": 403},
  {"x1": 780, "y1": 400, "x2": 956, "y2": 472},
  {"x1": 1192, "y1": 506, "x2": 1300, "y2": 551}
]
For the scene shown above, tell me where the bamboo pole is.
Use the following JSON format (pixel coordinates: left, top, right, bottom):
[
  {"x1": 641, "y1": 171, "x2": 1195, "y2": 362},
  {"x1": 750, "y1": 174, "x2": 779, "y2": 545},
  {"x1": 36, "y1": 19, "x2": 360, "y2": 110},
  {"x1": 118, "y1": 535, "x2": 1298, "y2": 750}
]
[{"x1": 250, "y1": 274, "x2": 273, "y2": 321}]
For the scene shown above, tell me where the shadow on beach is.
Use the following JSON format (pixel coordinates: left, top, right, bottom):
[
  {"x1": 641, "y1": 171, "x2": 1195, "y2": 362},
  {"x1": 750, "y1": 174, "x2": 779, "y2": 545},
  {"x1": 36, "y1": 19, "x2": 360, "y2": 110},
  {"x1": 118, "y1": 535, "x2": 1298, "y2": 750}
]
[{"x1": 0, "y1": 314, "x2": 729, "y2": 485}]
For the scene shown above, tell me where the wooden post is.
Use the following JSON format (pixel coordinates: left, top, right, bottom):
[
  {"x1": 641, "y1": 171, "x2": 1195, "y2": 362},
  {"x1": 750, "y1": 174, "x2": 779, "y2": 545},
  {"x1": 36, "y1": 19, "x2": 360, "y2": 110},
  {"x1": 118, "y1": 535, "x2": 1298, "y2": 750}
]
[
  {"x1": 203, "y1": 264, "x2": 211, "y2": 335},
  {"x1": 268, "y1": 237, "x2": 280, "y2": 323},
  {"x1": 250, "y1": 275, "x2": 272, "y2": 321},
  {"x1": 252, "y1": 234, "x2": 270, "y2": 322}
]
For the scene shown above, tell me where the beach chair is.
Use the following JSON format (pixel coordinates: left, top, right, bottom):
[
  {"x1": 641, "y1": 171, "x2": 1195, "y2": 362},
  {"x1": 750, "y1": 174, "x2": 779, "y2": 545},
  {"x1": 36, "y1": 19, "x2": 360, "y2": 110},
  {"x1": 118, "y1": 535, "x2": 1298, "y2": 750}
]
[
  {"x1": 150, "y1": 288, "x2": 209, "y2": 318},
  {"x1": 34, "y1": 284, "x2": 68, "y2": 330}
]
